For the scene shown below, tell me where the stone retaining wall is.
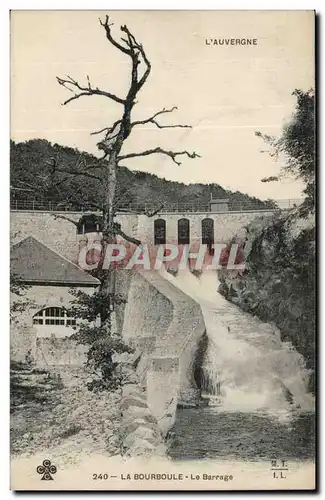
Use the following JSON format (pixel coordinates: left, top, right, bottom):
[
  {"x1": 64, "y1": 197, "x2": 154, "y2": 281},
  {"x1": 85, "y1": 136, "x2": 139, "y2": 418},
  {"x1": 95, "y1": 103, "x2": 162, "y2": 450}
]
[
  {"x1": 119, "y1": 378, "x2": 167, "y2": 457},
  {"x1": 121, "y1": 270, "x2": 206, "y2": 436}
]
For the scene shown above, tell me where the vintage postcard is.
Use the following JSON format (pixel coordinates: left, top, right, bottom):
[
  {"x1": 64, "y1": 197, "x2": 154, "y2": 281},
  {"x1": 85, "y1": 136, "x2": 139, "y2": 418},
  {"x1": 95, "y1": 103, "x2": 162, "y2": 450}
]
[{"x1": 10, "y1": 10, "x2": 316, "y2": 491}]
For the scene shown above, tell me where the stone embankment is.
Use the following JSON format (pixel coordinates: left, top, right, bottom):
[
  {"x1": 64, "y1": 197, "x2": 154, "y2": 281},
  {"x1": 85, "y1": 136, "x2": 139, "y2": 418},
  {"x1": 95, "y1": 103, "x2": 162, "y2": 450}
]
[{"x1": 115, "y1": 356, "x2": 167, "y2": 457}]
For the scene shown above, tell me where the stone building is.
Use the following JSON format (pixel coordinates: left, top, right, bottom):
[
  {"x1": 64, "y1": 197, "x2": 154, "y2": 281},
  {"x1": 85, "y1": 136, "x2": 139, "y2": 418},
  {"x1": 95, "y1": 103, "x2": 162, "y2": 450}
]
[{"x1": 10, "y1": 236, "x2": 99, "y2": 365}]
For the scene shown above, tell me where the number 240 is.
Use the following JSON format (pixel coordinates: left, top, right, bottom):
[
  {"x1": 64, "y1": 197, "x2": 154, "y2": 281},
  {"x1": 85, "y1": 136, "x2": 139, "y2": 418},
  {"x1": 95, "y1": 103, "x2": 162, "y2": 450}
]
[{"x1": 92, "y1": 473, "x2": 109, "y2": 480}]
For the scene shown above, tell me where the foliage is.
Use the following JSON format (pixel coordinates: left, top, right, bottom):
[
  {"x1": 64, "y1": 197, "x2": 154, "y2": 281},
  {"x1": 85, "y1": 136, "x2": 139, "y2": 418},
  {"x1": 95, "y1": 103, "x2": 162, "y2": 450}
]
[
  {"x1": 68, "y1": 285, "x2": 131, "y2": 391},
  {"x1": 10, "y1": 272, "x2": 29, "y2": 296},
  {"x1": 10, "y1": 272, "x2": 35, "y2": 317},
  {"x1": 68, "y1": 286, "x2": 126, "y2": 324},
  {"x1": 71, "y1": 324, "x2": 133, "y2": 391},
  {"x1": 256, "y1": 89, "x2": 315, "y2": 208},
  {"x1": 10, "y1": 139, "x2": 272, "y2": 210},
  {"x1": 218, "y1": 214, "x2": 315, "y2": 393}
]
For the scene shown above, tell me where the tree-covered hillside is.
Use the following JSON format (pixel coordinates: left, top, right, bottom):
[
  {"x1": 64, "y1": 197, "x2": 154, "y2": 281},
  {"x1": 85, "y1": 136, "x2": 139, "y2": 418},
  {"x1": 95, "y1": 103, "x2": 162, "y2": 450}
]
[{"x1": 10, "y1": 139, "x2": 272, "y2": 211}]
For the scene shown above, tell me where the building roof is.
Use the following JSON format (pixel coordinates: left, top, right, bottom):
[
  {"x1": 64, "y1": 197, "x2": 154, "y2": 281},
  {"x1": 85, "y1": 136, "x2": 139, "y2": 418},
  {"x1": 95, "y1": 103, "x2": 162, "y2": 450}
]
[{"x1": 11, "y1": 236, "x2": 100, "y2": 286}]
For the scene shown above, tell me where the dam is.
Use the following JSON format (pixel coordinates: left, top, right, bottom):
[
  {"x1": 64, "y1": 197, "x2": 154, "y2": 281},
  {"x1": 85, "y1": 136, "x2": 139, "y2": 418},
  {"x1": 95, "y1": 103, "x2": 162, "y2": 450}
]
[{"x1": 10, "y1": 203, "x2": 315, "y2": 457}]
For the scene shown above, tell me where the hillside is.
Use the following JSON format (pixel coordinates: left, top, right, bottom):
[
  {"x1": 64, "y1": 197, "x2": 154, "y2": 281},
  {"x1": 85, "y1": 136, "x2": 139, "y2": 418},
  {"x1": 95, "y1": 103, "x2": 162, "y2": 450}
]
[{"x1": 10, "y1": 139, "x2": 273, "y2": 211}]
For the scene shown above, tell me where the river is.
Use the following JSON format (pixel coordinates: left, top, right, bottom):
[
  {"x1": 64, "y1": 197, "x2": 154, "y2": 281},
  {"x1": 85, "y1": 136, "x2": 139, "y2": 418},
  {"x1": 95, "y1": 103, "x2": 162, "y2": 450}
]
[{"x1": 168, "y1": 407, "x2": 315, "y2": 461}]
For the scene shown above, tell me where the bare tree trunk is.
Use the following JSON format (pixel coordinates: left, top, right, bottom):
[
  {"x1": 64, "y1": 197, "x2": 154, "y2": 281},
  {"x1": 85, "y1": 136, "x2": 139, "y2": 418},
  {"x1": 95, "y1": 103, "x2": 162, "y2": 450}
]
[
  {"x1": 105, "y1": 156, "x2": 117, "y2": 241},
  {"x1": 101, "y1": 154, "x2": 118, "y2": 334}
]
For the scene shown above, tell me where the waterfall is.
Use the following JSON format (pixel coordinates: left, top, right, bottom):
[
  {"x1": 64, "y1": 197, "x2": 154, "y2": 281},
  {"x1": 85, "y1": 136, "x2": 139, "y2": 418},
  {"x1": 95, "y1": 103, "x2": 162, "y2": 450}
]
[
  {"x1": 200, "y1": 341, "x2": 223, "y2": 398},
  {"x1": 160, "y1": 267, "x2": 314, "y2": 418}
]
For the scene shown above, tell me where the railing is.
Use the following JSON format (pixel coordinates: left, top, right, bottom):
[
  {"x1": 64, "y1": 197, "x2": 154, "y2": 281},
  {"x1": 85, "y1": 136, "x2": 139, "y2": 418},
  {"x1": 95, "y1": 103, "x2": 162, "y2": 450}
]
[
  {"x1": 10, "y1": 198, "x2": 304, "y2": 213},
  {"x1": 10, "y1": 199, "x2": 99, "y2": 212}
]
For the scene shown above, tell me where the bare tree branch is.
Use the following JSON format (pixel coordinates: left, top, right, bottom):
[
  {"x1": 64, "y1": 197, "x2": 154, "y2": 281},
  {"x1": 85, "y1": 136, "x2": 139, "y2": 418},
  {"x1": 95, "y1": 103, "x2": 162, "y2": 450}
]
[
  {"x1": 51, "y1": 214, "x2": 79, "y2": 226},
  {"x1": 117, "y1": 228, "x2": 142, "y2": 246},
  {"x1": 90, "y1": 119, "x2": 122, "y2": 140},
  {"x1": 119, "y1": 24, "x2": 151, "y2": 91},
  {"x1": 137, "y1": 46, "x2": 151, "y2": 90},
  {"x1": 53, "y1": 168, "x2": 102, "y2": 181},
  {"x1": 46, "y1": 155, "x2": 105, "y2": 181},
  {"x1": 99, "y1": 15, "x2": 132, "y2": 55},
  {"x1": 13, "y1": 179, "x2": 41, "y2": 191},
  {"x1": 10, "y1": 186, "x2": 34, "y2": 192},
  {"x1": 46, "y1": 154, "x2": 107, "y2": 173},
  {"x1": 116, "y1": 204, "x2": 164, "y2": 217},
  {"x1": 13, "y1": 175, "x2": 73, "y2": 199},
  {"x1": 56, "y1": 75, "x2": 125, "y2": 106},
  {"x1": 144, "y1": 205, "x2": 164, "y2": 217},
  {"x1": 131, "y1": 107, "x2": 191, "y2": 130},
  {"x1": 118, "y1": 148, "x2": 201, "y2": 166}
]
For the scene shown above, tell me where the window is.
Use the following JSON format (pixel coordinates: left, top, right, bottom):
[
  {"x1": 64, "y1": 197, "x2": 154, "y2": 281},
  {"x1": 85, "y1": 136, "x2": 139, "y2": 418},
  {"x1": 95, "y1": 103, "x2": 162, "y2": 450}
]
[
  {"x1": 154, "y1": 219, "x2": 166, "y2": 245},
  {"x1": 77, "y1": 214, "x2": 104, "y2": 235},
  {"x1": 202, "y1": 218, "x2": 214, "y2": 255},
  {"x1": 33, "y1": 307, "x2": 76, "y2": 327},
  {"x1": 178, "y1": 218, "x2": 190, "y2": 245},
  {"x1": 201, "y1": 218, "x2": 214, "y2": 244}
]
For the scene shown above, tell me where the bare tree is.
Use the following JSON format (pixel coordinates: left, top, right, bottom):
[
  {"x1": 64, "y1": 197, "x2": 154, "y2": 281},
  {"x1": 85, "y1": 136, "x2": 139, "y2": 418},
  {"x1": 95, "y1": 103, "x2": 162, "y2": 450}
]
[
  {"x1": 56, "y1": 16, "x2": 199, "y2": 241},
  {"x1": 19, "y1": 16, "x2": 200, "y2": 333}
]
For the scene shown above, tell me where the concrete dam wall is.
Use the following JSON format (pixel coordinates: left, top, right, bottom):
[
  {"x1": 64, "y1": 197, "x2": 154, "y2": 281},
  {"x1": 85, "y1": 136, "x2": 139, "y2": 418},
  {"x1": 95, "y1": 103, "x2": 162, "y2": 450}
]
[{"x1": 10, "y1": 209, "x2": 277, "y2": 263}]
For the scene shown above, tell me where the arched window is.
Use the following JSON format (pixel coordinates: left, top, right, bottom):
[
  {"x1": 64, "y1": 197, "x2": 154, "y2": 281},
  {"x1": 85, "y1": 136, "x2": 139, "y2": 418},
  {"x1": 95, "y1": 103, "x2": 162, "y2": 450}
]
[
  {"x1": 178, "y1": 218, "x2": 190, "y2": 245},
  {"x1": 201, "y1": 218, "x2": 214, "y2": 244},
  {"x1": 154, "y1": 218, "x2": 166, "y2": 245},
  {"x1": 202, "y1": 218, "x2": 214, "y2": 255},
  {"x1": 33, "y1": 307, "x2": 76, "y2": 327},
  {"x1": 77, "y1": 214, "x2": 104, "y2": 235}
]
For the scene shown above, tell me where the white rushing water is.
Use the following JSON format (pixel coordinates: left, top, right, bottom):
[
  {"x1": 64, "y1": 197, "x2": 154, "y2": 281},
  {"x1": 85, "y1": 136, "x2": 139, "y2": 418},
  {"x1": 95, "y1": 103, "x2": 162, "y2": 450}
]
[{"x1": 159, "y1": 267, "x2": 314, "y2": 420}]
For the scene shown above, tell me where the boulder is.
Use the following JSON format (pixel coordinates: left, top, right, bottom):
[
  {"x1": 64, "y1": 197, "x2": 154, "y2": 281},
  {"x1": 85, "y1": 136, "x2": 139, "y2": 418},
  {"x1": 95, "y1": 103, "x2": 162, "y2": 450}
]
[
  {"x1": 119, "y1": 418, "x2": 158, "y2": 438},
  {"x1": 124, "y1": 438, "x2": 156, "y2": 457},
  {"x1": 122, "y1": 405, "x2": 156, "y2": 424},
  {"x1": 122, "y1": 383, "x2": 146, "y2": 399}
]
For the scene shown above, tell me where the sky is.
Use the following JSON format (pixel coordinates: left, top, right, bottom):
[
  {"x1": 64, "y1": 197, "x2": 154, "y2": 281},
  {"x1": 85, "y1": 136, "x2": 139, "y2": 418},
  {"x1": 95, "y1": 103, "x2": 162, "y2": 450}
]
[{"x1": 11, "y1": 10, "x2": 314, "y2": 201}]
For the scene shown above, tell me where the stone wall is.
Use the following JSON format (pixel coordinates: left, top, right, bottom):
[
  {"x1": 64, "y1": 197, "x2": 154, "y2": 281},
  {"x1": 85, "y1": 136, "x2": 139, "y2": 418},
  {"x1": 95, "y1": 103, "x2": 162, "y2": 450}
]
[
  {"x1": 137, "y1": 211, "x2": 277, "y2": 245},
  {"x1": 11, "y1": 210, "x2": 277, "y2": 263},
  {"x1": 10, "y1": 284, "x2": 96, "y2": 363},
  {"x1": 10, "y1": 212, "x2": 140, "y2": 262},
  {"x1": 122, "y1": 271, "x2": 173, "y2": 345},
  {"x1": 122, "y1": 270, "x2": 206, "y2": 435},
  {"x1": 10, "y1": 324, "x2": 38, "y2": 364},
  {"x1": 35, "y1": 337, "x2": 88, "y2": 366},
  {"x1": 10, "y1": 212, "x2": 80, "y2": 262}
]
